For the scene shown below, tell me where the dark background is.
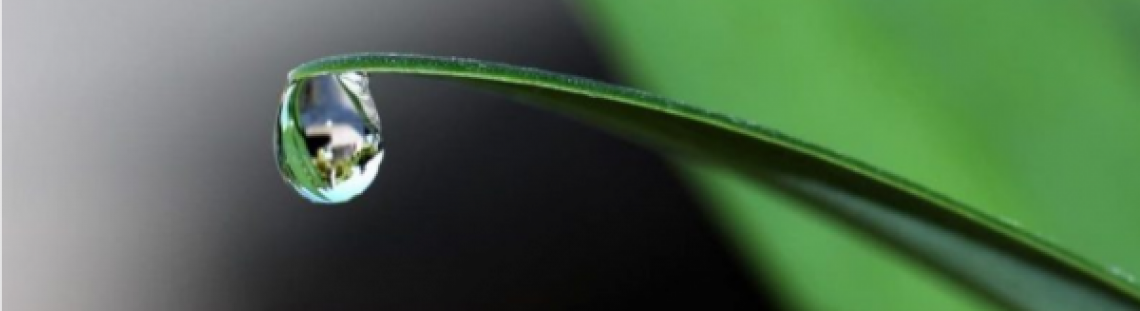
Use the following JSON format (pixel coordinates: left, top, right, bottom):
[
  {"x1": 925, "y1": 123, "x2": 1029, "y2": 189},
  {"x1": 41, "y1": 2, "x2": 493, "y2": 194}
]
[{"x1": 5, "y1": 1, "x2": 775, "y2": 310}]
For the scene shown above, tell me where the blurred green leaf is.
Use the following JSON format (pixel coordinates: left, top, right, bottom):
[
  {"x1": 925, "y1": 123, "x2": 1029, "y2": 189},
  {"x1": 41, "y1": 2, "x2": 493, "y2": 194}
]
[
  {"x1": 289, "y1": 53, "x2": 1140, "y2": 310},
  {"x1": 579, "y1": 0, "x2": 1140, "y2": 310}
]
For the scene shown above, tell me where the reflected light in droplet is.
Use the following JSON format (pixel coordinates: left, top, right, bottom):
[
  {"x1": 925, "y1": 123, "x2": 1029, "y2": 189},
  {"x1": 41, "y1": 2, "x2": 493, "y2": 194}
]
[{"x1": 274, "y1": 72, "x2": 384, "y2": 205}]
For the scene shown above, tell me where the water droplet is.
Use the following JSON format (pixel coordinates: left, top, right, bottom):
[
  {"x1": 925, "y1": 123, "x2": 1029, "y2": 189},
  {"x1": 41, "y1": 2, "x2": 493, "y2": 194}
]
[
  {"x1": 275, "y1": 72, "x2": 384, "y2": 204},
  {"x1": 997, "y1": 216, "x2": 1022, "y2": 227},
  {"x1": 1108, "y1": 265, "x2": 1137, "y2": 284},
  {"x1": 1028, "y1": 232, "x2": 1058, "y2": 245}
]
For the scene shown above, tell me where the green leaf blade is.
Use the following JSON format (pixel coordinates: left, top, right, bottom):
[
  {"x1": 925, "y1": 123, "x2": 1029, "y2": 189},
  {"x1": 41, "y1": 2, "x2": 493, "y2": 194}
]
[
  {"x1": 579, "y1": 1, "x2": 1140, "y2": 309},
  {"x1": 289, "y1": 53, "x2": 1140, "y2": 310}
]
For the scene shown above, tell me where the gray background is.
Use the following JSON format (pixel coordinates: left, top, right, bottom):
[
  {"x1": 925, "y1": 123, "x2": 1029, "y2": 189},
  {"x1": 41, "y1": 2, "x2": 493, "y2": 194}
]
[{"x1": 6, "y1": 1, "x2": 773, "y2": 310}]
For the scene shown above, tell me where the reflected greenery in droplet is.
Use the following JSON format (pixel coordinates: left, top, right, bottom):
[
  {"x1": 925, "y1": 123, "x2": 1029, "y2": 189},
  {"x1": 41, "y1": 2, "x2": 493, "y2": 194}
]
[{"x1": 275, "y1": 72, "x2": 383, "y2": 204}]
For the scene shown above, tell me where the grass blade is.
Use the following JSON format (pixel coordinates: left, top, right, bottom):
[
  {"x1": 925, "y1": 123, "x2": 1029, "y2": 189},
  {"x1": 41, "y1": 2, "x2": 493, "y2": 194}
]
[{"x1": 289, "y1": 53, "x2": 1140, "y2": 310}]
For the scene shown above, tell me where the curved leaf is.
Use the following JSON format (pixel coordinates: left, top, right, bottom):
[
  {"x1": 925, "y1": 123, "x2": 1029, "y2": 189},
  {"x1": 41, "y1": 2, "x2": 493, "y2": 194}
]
[{"x1": 289, "y1": 52, "x2": 1140, "y2": 310}]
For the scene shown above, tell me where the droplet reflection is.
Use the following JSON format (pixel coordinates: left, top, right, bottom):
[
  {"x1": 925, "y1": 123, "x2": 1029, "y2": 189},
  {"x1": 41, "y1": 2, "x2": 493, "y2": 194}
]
[{"x1": 275, "y1": 72, "x2": 383, "y2": 204}]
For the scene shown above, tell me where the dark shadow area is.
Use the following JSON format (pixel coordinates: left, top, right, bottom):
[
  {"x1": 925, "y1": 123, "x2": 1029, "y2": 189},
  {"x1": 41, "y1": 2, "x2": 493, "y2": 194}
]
[{"x1": 6, "y1": 0, "x2": 781, "y2": 309}]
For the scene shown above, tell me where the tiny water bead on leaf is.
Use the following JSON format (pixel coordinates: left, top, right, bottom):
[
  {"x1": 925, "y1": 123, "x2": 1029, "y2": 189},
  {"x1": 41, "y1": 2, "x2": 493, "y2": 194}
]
[{"x1": 275, "y1": 71, "x2": 384, "y2": 204}]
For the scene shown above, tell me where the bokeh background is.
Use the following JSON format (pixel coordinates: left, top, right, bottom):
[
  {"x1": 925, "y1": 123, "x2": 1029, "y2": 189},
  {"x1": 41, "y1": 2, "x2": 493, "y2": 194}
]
[
  {"x1": 6, "y1": 1, "x2": 771, "y2": 310},
  {"x1": 8, "y1": 0, "x2": 1140, "y2": 310}
]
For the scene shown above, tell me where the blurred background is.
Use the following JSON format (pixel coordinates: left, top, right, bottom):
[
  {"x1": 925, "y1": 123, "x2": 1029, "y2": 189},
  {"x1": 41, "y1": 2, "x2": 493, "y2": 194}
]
[
  {"x1": 5, "y1": 1, "x2": 771, "y2": 310},
  {"x1": 7, "y1": 0, "x2": 1140, "y2": 310}
]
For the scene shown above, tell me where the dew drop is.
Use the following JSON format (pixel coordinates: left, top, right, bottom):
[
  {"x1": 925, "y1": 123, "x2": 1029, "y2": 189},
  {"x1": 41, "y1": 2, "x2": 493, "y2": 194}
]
[
  {"x1": 274, "y1": 72, "x2": 384, "y2": 204},
  {"x1": 997, "y1": 216, "x2": 1022, "y2": 228},
  {"x1": 1108, "y1": 265, "x2": 1137, "y2": 284}
]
